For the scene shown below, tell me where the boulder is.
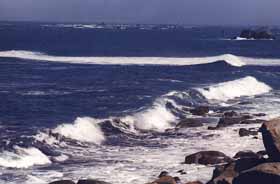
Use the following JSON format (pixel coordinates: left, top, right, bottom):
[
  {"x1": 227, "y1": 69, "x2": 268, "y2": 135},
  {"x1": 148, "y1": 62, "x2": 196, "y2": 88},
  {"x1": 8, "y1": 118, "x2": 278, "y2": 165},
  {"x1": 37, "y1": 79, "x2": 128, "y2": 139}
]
[
  {"x1": 238, "y1": 128, "x2": 258, "y2": 137},
  {"x1": 207, "y1": 158, "x2": 266, "y2": 184},
  {"x1": 49, "y1": 181, "x2": 75, "y2": 184},
  {"x1": 233, "y1": 151, "x2": 262, "y2": 159},
  {"x1": 185, "y1": 151, "x2": 232, "y2": 165},
  {"x1": 233, "y1": 162, "x2": 280, "y2": 184},
  {"x1": 77, "y1": 179, "x2": 111, "y2": 184},
  {"x1": 260, "y1": 119, "x2": 280, "y2": 161},
  {"x1": 190, "y1": 106, "x2": 209, "y2": 116},
  {"x1": 176, "y1": 118, "x2": 204, "y2": 129}
]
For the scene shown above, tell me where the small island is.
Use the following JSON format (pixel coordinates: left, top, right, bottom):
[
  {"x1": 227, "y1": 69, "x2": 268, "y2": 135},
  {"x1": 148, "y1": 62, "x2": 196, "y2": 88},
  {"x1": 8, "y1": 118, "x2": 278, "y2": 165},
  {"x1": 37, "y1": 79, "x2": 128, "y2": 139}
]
[{"x1": 234, "y1": 29, "x2": 275, "y2": 40}]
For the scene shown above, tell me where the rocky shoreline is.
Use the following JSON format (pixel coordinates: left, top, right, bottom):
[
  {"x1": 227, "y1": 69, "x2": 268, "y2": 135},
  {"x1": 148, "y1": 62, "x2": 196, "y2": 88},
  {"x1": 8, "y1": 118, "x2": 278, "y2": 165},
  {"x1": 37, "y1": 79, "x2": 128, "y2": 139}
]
[{"x1": 48, "y1": 106, "x2": 280, "y2": 184}]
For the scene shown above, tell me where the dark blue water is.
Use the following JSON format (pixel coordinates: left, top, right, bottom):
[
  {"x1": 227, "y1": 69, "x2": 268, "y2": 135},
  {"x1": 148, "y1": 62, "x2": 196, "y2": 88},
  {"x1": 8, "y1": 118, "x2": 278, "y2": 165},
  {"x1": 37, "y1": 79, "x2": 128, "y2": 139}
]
[{"x1": 0, "y1": 22, "x2": 280, "y2": 184}]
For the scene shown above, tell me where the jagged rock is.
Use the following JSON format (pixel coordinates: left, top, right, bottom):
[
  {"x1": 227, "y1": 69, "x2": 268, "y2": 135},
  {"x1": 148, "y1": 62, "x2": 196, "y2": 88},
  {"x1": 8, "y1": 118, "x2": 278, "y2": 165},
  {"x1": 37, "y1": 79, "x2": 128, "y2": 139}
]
[
  {"x1": 185, "y1": 151, "x2": 232, "y2": 165},
  {"x1": 232, "y1": 162, "x2": 280, "y2": 184},
  {"x1": 190, "y1": 106, "x2": 209, "y2": 116},
  {"x1": 238, "y1": 128, "x2": 258, "y2": 137},
  {"x1": 207, "y1": 158, "x2": 266, "y2": 184},
  {"x1": 77, "y1": 179, "x2": 111, "y2": 184},
  {"x1": 260, "y1": 119, "x2": 280, "y2": 161},
  {"x1": 49, "y1": 181, "x2": 75, "y2": 184},
  {"x1": 233, "y1": 151, "x2": 262, "y2": 159}
]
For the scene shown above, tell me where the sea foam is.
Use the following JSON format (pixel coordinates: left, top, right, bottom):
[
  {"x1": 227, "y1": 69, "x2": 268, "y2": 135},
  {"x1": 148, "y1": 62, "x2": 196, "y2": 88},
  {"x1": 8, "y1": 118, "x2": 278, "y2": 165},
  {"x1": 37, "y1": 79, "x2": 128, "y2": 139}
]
[
  {"x1": 197, "y1": 76, "x2": 272, "y2": 101},
  {"x1": 52, "y1": 117, "x2": 105, "y2": 144},
  {"x1": 0, "y1": 146, "x2": 51, "y2": 168},
  {"x1": 0, "y1": 50, "x2": 245, "y2": 67}
]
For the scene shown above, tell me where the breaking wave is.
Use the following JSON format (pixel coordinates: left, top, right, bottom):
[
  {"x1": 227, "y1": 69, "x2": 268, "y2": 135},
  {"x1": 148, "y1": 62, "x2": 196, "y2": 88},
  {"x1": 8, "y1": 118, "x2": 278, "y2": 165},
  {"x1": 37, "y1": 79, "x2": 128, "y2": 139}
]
[
  {"x1": 0, "y1": 50, "x2": 246, "y2": 67},
  {"x1": 0, "y1": 146, "x2": 51, "y2": 168},
  {"x1": 196, "y1": 76, "x2": 272, "y2": 101}
]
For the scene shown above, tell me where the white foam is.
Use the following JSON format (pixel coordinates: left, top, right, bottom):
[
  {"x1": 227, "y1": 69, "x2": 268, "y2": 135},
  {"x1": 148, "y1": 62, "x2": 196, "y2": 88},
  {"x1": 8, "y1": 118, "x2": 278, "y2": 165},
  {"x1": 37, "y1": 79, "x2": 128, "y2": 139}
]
[
  {"x1": 0, "y1": 50, "x2": 245, "y2": 67},
  {"x1": 0, "y1": 146, "x2": 51, "y2": 168},
  {"x1": 197, "y1": 76, "x2": 272, "y2": 101},
  {"x1": 52, "y1": 117, "x2": 105, "y2": 144},
  {"x1": 122, "y1": 100, "x2": 176, "y2": 132}
]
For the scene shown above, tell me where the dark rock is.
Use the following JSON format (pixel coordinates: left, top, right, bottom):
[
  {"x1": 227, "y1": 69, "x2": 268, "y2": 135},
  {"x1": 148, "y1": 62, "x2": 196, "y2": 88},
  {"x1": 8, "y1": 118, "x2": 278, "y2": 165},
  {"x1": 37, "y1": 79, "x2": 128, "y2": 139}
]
[
  {"x1": 233, "y1": 151, "x2": 262, "y2": 159},
  {"x1": 224, "y1": 111, "x2": 239, "y2": 118},
  {"x1": 49, "y1": 181, "x2": 75, "y2": 184},
  {"x1": 186, "y1": 181, "x2": 203, "y2": 184},
  {"x1": 257, "y1": 150, "x2": 267, "y2": 156},
  {"x1": 176, "y1": 118, "x2": 204, "y2": 129},
  {"x1": 207, "y1": 158, "x2": 266, "y2": 184},
  {"x1": 208, "y1": 126, "x2": 218, "y2": 130},
  {"x1": 216, "y1": 117, "x2": 243, "y2": 128},
  {"x1": 260, "y1": 119, "x2": 280, "y2": 161},
  {"x1": 233, "y1": 162, "x2": 280, "y2": 184},
  {"x1": 185, "y1": 151, "x2": 233, "y2": 165},
  {"x1": 240, "y1": 119, "x2": 266, "y2": 125},
  {"x1": 151, "y1": 176, "x2": 176, "y2": 184},
  {"x1": 238, "y1": 128, "x2": 258, "y2": 137},
  {"x1": 190, "y1": 106, "x2": 209, "y2": 116},
  {"x1": 253, "y1": 113, "x2": 266, "y2": 117},
  {"x1": 77, "y1": 179, "x2": 111, "y2": 184},
  {"x1": 238, "y1": 29, "x2": 275, "y2": 40}
]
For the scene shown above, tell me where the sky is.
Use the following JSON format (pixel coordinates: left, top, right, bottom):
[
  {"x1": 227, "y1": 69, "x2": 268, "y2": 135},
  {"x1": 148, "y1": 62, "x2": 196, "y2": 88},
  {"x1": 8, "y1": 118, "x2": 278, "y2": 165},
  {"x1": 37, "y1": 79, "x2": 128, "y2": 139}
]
[{"x1": 0, "y1": 0, "x2": 280, "y2": 25}]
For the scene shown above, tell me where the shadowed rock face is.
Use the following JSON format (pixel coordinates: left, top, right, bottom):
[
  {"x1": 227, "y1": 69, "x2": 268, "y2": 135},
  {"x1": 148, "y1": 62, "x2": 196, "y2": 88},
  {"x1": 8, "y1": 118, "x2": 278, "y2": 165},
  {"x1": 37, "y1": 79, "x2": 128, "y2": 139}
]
[
  {"x1": 260, "y1": 119, "x2": 280, "y2": 161},
  {"x1": 207, "y1": 158, "x2": 266, "y2": 184},
  {"x1": 185, "y1": 151, "x2": 233, "y2": 165},
  {"x1": 233, "y1": 162, "x2": 280, "y2": 184}
]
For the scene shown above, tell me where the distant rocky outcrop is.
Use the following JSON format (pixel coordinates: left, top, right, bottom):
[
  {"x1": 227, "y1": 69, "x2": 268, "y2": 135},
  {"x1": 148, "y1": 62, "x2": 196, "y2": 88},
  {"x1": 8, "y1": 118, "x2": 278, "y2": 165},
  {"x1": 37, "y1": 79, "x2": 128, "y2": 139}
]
[{"x1": 234, "y1": 29, "x2": 275, "y2": 40}]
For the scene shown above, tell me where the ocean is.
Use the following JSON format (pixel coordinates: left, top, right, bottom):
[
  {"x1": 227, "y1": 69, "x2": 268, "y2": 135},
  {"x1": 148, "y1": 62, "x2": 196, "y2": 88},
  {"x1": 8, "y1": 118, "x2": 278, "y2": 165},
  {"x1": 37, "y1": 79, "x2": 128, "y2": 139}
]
[{"x1": 0, "y1": 22, "x2": 280, "y2": 184}]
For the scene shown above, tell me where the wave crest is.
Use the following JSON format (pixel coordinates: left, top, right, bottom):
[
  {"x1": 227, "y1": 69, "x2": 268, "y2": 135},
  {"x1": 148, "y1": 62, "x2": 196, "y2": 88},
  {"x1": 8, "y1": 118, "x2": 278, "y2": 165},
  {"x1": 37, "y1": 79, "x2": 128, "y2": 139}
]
[
  {"x1": 196, "y1": 76, "x2": 272, "y2": 101},
  {"x1": 0, "y1": 50, "x2": 245, "y2": 67}
]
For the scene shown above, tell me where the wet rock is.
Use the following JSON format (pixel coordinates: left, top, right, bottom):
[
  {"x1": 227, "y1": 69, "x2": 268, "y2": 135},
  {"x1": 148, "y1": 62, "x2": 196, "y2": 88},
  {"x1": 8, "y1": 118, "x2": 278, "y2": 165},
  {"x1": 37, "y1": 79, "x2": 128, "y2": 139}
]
[
  {"x1": 151, "y1": 176, "x2": 176, "y2": 184},
  {"x1": 253, "y1": 113, "x2": 266, "y2": 117},
  {"x1": 240, "y1": 119, "x2": 266, "y2": 125},
  {"x1": 77, "y1": 180, "x2": 111, "y2": 184},
  {"x1": 185, "y1": 151, "x2": 233, "y2": 165},
  {"x1": 238, "y1": 128, "x2": 258, "y2": 137},
  {"x1": 216, "y1": 117, "x2": 244, "y2": 128},
  {"x1": 190, "y1": 106, "x2": 209, "y2": 116},
  {"x1": 233, "y1": 151, "x2": 262, "y2": 159},
  {"x1": 224, "y1": 111, "x2": 239, "y2": 118},
  {"x1": 260, "y1": 119, "x2": 280, "y2": 161},
  {"x1": 49, "y1": 181, "x2": 75, "y2": 184},
  {"x1": 186, "y1": 181, "x2": 203, "y2": 184},
  {"x1": 176, "y1": 118, "x2": 204, "y2": 129},
  {"x1": 207, "y1": 158, "x2": 266, "y2": 184},
  {"x1": 232, "y1": 162, "x2": 280, "y2": 184}
]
